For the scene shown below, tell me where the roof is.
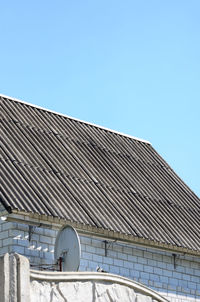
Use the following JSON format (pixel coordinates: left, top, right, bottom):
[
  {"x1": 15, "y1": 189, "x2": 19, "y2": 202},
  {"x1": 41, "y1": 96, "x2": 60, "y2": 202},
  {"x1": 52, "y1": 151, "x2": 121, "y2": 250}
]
[{"x1": 1, "y1": 95, "x2": 200, "y2": 254}]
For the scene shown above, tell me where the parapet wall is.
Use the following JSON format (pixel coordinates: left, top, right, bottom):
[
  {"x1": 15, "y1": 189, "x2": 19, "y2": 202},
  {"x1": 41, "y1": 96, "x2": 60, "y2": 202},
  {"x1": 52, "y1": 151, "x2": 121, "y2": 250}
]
[{"x1": 0, "y1": 253, "x2": 168, "y2": 302}]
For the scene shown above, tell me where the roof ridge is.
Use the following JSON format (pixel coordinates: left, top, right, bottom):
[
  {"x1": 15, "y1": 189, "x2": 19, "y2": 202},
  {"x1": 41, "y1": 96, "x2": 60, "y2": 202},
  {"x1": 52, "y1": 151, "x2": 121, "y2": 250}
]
[{"x1": 0, "y1": 93, "x2": 151, "y2": 145}]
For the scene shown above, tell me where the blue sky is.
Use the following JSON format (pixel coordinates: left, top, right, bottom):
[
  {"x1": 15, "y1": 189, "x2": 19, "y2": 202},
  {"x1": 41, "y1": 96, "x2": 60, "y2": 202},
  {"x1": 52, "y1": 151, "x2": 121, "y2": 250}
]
[{"x1": 1, "y1": 1, "x2": 199, "y2": 196}]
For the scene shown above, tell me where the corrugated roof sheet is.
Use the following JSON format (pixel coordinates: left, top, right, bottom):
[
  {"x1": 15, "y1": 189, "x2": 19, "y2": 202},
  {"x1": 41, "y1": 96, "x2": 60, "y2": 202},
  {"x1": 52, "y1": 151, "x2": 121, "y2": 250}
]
[{"x1": 1, "y1": 95, "x2": 200, "y2": 252}]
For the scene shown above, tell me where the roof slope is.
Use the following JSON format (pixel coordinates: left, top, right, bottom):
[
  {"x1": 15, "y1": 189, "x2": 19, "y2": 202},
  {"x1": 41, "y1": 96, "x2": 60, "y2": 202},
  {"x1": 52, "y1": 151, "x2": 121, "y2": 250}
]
[{"x1": 1, "y1": 95, "x2": 200, "y2": 252}]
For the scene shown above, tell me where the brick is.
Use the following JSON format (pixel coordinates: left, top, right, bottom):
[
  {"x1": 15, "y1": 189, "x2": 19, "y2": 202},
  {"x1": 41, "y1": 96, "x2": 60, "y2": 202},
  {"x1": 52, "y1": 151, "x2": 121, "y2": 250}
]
[
  {"x1": 163, "y1": 270, "x2": 172, "y2": 277},
  {"x1": 133, "y1": 249, "x2": 144, "y2": 257},
  {"x1": 114, "y1": 258, "x2": 123, "y2": 267},
  {"x1": 80, "y1": 259, "x2": 88, "y2": 267},
  {"x1": 176, "y1": 265, "x2": 185, "y2": 273},
  {"x1": 103, "y1": 257, "x2": 113, "y2": 265},
  {"x1": 123, "y1": 246, "x2": 133, "y2": 254},
  {"x1": 160, "y1": 276, "x2": 168, "y2": 283},
  {"x1": 190, "y1": 262, "x2": 199, "y2": 269},
  {"x1": 153, "y1": 253, "x2": 162, "y2": 261},
  {"x1": 95, "y1": 247, "x2": 105, "y2": 255},
  {"x1": 188, "y1": 282, "x2": 196, "y2": 290},
  {"x1": 130, "y1": 270, "x2": 140, "y2": 278},
  {"x1": 93, "y1": 254, "x2": 103, "y2": 263},
  {"x1": 185, "y1": 267, "x2": 193, "y2": 275},
  {"x1": 182, "y1": 287, "x2": 191, "y2": 294},
  {"x1": 190, "y1": 275, "x2": 199, "y2": 283},
  {"x1": 153, "y1": 281, "x2": 163, "y2": 288},
  {"x1": 110, "y1": 265, "x2": 120, "y2": 274},
  {"x1": 168, "y1": 278, "x2": 179, "y2": 286},
  {"x1": 43, "y1": 228, "x2": 56, "y2": 237},
  {"x1": 138, "y1": 257, "x2": 147, "y2": 264},
  {"x1": 29, "y1": 233, "x2": 39, "y2": 241},
  {"x1": 81, "y1": 244, "x2": 86, "y2": 251},
  {"x1": 127, "y1": 255, "x2": 137, "y2": 262},
  {"x1": 17, "y1": 223, "x2": 29, "y2": 231},
  {"x1": 153, "y1": 267, "x2": 162, "y2": 275},
  {"x1": 3, "y1": 238, "x2": 13, "y2": 246},
  {"x1": 80, "y1": 236, "x2": 91, "y2": 245},
  {"x1": 0, "y1": 246, "x2": 10, "y2": 254},
  {"x1": 33, "y1": 227, "x2": 44, "y2": 235},
  {"x1": 89, "y1": 260, "x2": 99, "y2": 270},
  {"x1": 167, "y1": 284, "x2": 177, "y2": 291},
  {"x1": 182, "y1": 274, "x2": 191, "y2": 281},
  {"x1": 172, "y1": 271, "x2": 182, "y2": 279},
  {"x1": 165, "y1": 263, "x2": 174, "y2": 270},
  {"x1": 123, "y1": 260, "x2": 133, "y2": 269},
  {"x1": 27, "y1": 249, "x2": 40, "y2": 257},
  {"x1": 157, "y1": 261, "x2": 167, "y2": 269},
  {"x1": 40, "y1": 244, "x2": 49, "y2": 251},
  {"x1": 2, "y1": 222, "x2": 13, "y2": 231},
  {"x1": 0, "y1": 230, "x2": 8, "y2": 239},
  {"x1": 114, "y1": 244, "x2": 123, "y2": 253},
  {"x1": 40, "y1": 235, "x2": 52, "y2": 244},
  {"x1": 149, "y1": 274, "x2": 159, "y2": 281},
  {"x1": 10, "y1": 229, "x2": 24, "y2": 239},
  {"x1": 12, "y1": 245, "x2": 25, "y2": 254},
  {"x1": 79, "y1": 265, "x2": 85, "y2": 271},
  {"x1": 134, "y1": 263, "x2": 143, "y2": 271},
  {"x1": 178, "y1": 279, "x2": 188, "y2": 287},
  {"x1": 144, "y1": 251, "x2": 152, "y2": 259},
  {"x1": 107, "y1": 250, "x2": 117, "y2": 258},
  {"x1": 140, "y1": 272, "x2": 149, "y2": 280},
  {"x1": 93, "y1": 239, "x2": 103, "y2": 248},
  {"x1": 140, "y1": 279, "x2": 149, "y2": 286},
  {"x1": 148, "y1": 280, "x2": 154, "y2": 286},
  {"x1": 51, "y1": 237, "x2": 56, "y2": 244},
  {"x1": 144, "y1": 265, "x2": 153, "y2": 273},
  {"x1": 85, "y1": 245, "x2": 96, "y2": 253},
  {"x1": 117, "y1": 252, "x2": 127, "y2": 260},
  {"x1": 82, "y1": 251, "x2": 93, "y2": 260},
  {"x1": 119, "y1": 267, "x2": 129, "y2": 276},
  {"x1": 194, "y1": 269, "x2": 200, "y2": 277},
  {"x1": 44, "y1": 251, "x2": 54, "y2": 260},
  {"x1": 17, "y1": 239, "x2": 29, "y2": 247},
  {"x1": 163, "y1": 255, "x2": 172, "y2": 263},
  {"x1": 147, "y1": 259, "x2": 157, "y2": 266}
]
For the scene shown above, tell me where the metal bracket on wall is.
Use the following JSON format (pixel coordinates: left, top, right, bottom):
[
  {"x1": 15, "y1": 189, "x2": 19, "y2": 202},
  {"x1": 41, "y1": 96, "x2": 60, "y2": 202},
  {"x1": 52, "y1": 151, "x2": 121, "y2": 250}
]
[
  {"x1": 103, "y1": 240, "x2": 108, "y2": 257},
  {"x1": 172, "y1": 253, "x2": 179, "y2": 269},
  {"x1": 28, "y1": 225, "x2": 37, "y2": 242},
  {"x1": 103, "y1": 240, "x2": 116, "y2": 257}
]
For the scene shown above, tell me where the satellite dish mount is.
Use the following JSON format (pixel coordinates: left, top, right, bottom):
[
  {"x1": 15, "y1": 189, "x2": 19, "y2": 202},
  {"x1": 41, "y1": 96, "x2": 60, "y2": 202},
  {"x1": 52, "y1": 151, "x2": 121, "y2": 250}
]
[{"x1": 54, "y1": 225, "x2": 81, "y2": 272}]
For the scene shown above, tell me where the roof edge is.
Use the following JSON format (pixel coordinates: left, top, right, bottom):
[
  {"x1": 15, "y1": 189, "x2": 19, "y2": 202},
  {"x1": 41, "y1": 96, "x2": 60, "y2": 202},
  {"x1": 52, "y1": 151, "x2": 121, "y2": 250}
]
[
  {"x1": 5, "y1": 210, "x2": 200, "y2": 257},
  {"x1": 0, "y1": 93, "x2": 151, "y2": 145}
]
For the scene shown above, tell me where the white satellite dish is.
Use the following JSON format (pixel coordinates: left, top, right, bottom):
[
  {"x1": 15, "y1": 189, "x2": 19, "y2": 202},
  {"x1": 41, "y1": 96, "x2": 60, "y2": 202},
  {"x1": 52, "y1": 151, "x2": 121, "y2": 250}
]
[{"x1": 54, "y1": 225, "x2": 81, "y2": 272}]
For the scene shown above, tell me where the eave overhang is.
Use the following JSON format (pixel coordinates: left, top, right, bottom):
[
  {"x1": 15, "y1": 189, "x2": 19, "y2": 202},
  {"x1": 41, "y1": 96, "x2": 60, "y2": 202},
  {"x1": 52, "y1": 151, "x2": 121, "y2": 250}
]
[{"x1": 2, "y1": 210, "x2": 200, "y2": 258}]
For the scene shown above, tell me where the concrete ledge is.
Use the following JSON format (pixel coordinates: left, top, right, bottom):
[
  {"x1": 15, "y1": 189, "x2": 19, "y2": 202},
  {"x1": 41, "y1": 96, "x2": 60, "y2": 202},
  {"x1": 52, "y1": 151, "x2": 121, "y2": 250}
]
[{"x1": 30, "y1": 270, "x2": 168, "y2": 302}]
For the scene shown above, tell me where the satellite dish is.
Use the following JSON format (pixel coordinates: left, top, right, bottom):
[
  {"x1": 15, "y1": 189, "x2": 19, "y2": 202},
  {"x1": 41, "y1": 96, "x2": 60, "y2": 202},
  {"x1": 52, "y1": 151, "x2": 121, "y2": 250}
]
[{"x1": 54, "y1": 225, "x2": 81, "y2": 272}]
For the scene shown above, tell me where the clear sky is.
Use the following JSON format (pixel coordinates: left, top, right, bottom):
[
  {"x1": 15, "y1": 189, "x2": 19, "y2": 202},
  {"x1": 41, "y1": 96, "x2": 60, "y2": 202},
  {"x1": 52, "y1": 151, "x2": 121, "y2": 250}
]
[{"x1": 1, "y1": 1, "x2": 199, "y2": 197}]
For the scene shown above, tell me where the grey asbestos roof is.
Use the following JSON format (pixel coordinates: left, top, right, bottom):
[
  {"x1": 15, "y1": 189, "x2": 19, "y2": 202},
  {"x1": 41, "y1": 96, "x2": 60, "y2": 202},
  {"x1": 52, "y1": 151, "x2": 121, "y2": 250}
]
[{"x1": 1, "y1": 95, "x2": 200, "y2": 252}]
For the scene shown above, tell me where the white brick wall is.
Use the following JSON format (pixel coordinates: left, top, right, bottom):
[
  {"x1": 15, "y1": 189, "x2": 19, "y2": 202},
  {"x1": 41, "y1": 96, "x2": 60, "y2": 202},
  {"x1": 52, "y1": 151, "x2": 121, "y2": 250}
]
[
  {"x1": 0, "y1": 221, "x2": 200, "y2": 302},
  {"x1": 79, "y1": 236, "x2": 200, "y2": 302}
]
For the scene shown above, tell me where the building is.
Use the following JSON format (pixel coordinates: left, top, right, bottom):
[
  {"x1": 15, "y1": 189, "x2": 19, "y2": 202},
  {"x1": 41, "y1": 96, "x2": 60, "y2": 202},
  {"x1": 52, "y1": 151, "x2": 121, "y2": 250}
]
[{"x1": 0, "y1": 94, "x2": 200, "y2": 301}]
